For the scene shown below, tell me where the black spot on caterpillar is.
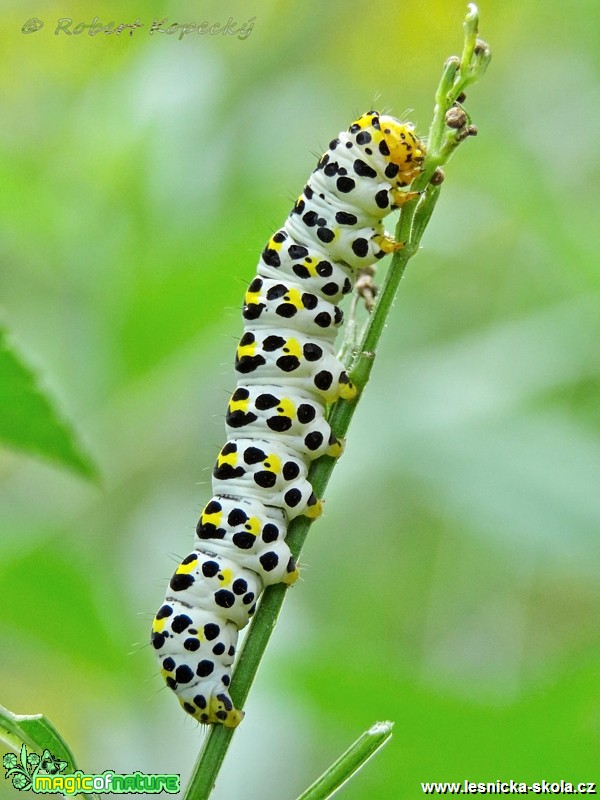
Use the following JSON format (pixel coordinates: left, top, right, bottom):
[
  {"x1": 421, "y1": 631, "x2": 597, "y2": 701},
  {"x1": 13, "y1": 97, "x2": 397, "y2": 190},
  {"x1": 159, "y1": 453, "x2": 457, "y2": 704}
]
[{"x1": 151, "y1": 110, "x2": 425, "y2": 727}]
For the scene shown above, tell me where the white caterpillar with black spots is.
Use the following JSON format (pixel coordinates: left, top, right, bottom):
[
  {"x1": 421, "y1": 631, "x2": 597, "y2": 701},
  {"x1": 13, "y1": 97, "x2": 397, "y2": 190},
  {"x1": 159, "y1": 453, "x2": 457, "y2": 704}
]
[{"x1": 151, "y1": 111, "x2": 425, "y2": 727}]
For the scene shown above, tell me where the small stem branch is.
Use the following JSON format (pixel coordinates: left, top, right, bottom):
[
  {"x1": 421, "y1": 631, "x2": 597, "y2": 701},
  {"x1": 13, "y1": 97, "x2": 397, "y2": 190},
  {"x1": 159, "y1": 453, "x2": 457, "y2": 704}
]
[
  {"x1": 428, "y1": 57, "x2": 460, "y2": 155},
  {"x1": 294, "y1": 721, "x2": 394, "y2": 800},
  {"x1": 183, "y1": 6, "x2": 490, "y2": 799}
]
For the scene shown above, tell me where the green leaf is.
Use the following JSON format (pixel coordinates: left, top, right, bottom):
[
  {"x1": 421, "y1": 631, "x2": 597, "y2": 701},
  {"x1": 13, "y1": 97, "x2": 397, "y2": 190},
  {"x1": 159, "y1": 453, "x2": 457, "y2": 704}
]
[
  {"x1": 0, "y1": 704, "x2": 78, "y2": 771},
  {"x1": 0, "y1": 705, "x2": 100, "y2": 800},
  {"x1": 0, "y1": 327, "x2": 98, "y2": 480}
]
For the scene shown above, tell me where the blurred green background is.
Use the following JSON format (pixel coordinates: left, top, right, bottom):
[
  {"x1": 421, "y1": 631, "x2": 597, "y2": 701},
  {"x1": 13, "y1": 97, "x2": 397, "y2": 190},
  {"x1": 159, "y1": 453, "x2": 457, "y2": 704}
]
[{"x1": 1, "y1": 0, "x2": 599, "y2": 797}]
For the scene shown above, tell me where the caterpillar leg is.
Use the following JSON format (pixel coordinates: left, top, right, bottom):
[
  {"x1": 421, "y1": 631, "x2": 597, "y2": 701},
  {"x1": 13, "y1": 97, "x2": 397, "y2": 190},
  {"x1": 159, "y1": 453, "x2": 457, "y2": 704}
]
[
  {"x1": 282, "y1": 561, "x2": 300, "y2": 585},
  {"x1": 326, "y1": 433, "x2": 344, "y2": 458},
  {"x1": 305, "y1": 495, "x2": 323, "y2": 519},
  {"x1": 392, "y1": 188, "x2": 421, "y2": 207},
  {"x1": 373, "y1": 233, "x2": 404, "y2": 254},
  {"x1": 338, "y1": 370, "x2": 358, "y2": 401}
]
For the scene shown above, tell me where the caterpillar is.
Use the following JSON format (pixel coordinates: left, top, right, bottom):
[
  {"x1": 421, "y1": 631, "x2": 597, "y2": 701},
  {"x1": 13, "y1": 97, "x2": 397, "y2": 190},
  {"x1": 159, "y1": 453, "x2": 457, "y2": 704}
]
[{"x1": 151, "y1": 111, "x2": 426, "y2": 727}]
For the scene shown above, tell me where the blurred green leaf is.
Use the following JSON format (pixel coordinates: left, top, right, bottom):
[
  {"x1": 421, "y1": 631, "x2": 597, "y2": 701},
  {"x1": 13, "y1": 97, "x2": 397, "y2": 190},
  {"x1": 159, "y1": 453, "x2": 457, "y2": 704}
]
[
  {"x1": 0, "y1": 535, "x2": 136, "y2": 675},
  {"x1": 0, "y1": 327, "x2": 98, "y2": 480}
]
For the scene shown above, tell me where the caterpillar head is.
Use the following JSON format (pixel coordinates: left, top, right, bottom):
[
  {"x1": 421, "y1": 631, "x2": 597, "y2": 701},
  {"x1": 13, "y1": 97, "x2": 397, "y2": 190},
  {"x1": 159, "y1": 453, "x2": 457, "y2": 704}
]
[
  {"x1": 350, "y1": 111, "x2": 426, "y2": 186},
  {"x1": 379, "y1": 114, "x2": 426, "y2": 185}
]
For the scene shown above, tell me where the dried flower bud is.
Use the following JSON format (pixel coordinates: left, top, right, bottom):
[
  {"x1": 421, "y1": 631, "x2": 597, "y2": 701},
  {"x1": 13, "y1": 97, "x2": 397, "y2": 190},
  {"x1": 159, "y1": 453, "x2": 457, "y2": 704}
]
[
  {"x1": 446, "y1": 107, "x2": 468, "y2": 129},
  {"x1": 431, "y1": 168, "x2": 445, "y2": 186}
]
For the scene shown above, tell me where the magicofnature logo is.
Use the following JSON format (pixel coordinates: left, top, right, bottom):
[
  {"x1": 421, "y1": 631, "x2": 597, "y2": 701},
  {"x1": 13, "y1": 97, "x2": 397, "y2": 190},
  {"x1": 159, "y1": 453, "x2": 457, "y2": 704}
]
[{"x1": 3, "y1": 745, "x2": 180, "y2": 794}]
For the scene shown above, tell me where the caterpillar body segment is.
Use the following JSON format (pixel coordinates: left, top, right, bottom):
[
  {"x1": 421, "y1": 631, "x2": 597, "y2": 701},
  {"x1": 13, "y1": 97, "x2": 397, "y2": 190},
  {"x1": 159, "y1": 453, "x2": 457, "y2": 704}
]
[
  {"x1": 243, "y1": 277, "x2": 344, "y2": 341},
  {"x1": 152, "y1": 111, "x2": 425, "y2": 726},
  {"x1": 196, "y1": 495, "x2": 300, "y2": 586},
  {"x1": 212, "y1": 438, "x2": 321, "y2": 519},
  {"x1": 226, "y1": 384, "x2": 344, "y2": 460},
  {"x1": 259, "y1": 232, "x2": 354, "y2": 305}
]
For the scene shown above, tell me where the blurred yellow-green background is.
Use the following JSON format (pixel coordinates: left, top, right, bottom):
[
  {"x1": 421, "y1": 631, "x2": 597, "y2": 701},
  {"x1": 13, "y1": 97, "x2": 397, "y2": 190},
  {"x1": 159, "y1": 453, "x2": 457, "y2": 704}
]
[{"x1": 1, "y1": 0, "x2": 599, "y2": 797}]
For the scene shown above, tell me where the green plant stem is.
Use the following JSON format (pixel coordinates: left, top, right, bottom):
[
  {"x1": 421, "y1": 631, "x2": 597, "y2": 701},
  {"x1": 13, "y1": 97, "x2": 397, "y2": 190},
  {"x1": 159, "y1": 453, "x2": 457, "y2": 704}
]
[
  {"x1": 184, "y1": 6, "x2": 489, "y2": 798},
  {"x1": 294, "y1": 721, "x2": 394, "y2": 800}
]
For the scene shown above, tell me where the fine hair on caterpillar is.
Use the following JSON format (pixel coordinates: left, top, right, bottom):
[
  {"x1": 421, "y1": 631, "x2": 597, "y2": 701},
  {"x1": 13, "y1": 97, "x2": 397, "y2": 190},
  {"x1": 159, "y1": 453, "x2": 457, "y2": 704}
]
[{"x1": 151, "y1": 111, "x2": 426, "y2": 727}]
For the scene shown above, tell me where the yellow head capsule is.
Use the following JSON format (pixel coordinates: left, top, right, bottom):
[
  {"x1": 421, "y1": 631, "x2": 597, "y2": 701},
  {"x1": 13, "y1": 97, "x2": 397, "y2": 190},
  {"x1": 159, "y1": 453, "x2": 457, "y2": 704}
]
[{"x1": 379, "y1": 115, "x2": 426, "y2": 185}]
